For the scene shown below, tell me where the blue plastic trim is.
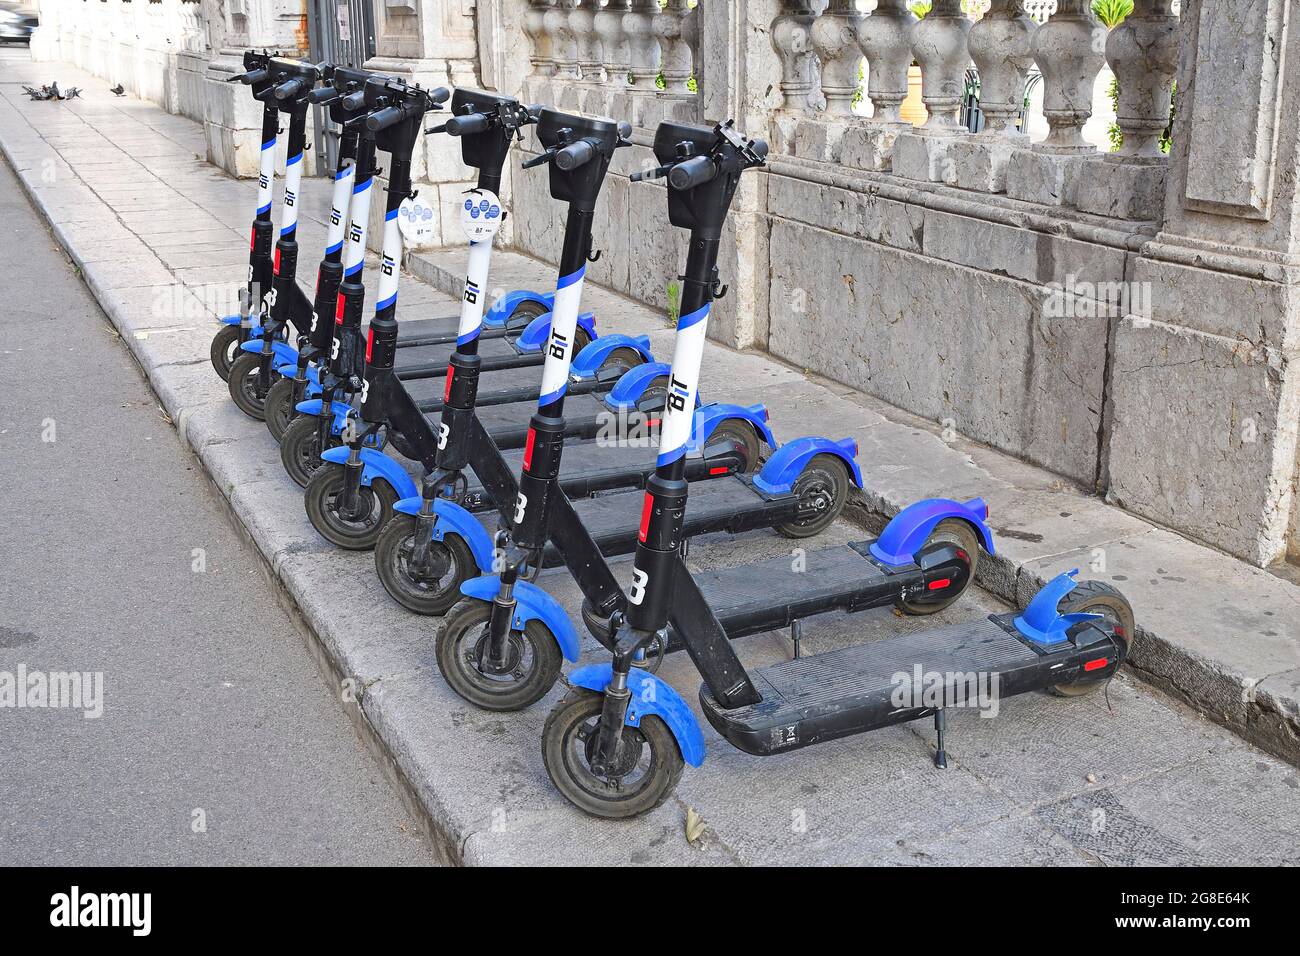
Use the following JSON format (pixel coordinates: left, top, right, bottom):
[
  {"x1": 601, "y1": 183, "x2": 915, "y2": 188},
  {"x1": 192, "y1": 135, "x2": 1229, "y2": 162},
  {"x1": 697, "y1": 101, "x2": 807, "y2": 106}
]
[
  {"x1": 752, "y1": 436, "x2": 864, "y2": 496},
  {"x1": 286, "y1": 152, "x2": 303, "y2": 166},
  {"x1": 325, "y1": 240, "x2": 344, "y2": 255},
  {"x1": 1013, "y1": 570, "x2": 1103, "y2": 646},
  {"x1": 677, "y1": 304, "x2": 709, "y2": 332},
  {"x1": 515, "y1": 312, "x2": 554, "y2": 353},
  {"x1": 319, "y1": 446, "x2": 418, "y2": 499},
  {"x1": 393, "y1": 497, "x2": 496, "y2": 573},
  {"x1": 459, "y1": 577, "x2": 581, "y2": 663},
  {"x1": 261, "y1": 138, "x2": 276, "y2": 151},
  {"x1": 686, "y1": 403, "x2": 775, "y2": 454},
  {"x1": 376, "y1": 293, "x2": 397, "y2": 312},
  {"x1": 606, "y1": 362, "x2": 667, "y2": 410},
  {"x1": 868, "y1": 497, "x2": 996, "y2": 567},
  {"x1": 239, "y1": 339, "x2": 299, "y2": 367},
  {"x1": 556, "y1": 266, "x2": 585, "y2": 291},
  {"x1": 484, "y1": 290, "x2": 555, "y2": 329},
  {"x1": 576, "y1": 312, "x2": 598, "y2": 342},
  {"x1": 568, "y1": 664, "x2": 706, "y2": 767},
  {"x1": 220, "y1": 314, "x2": 241, "y2": 326},
  {"x1": 570, "y1": 334, "x2": 654, "y2": 379},
  {"x1": 256, "y1": 203, "x2": 273, "y2": 216},
  {"x1": 353, "y1": 178, "x2": 371, "y2": 195}
]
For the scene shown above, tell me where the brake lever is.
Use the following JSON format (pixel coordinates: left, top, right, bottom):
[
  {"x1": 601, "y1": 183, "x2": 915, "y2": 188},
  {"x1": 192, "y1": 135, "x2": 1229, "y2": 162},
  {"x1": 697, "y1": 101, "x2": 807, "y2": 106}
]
[
  {"x1": 522, "y1": 149, "x2": 556, "y2": 170},
  {"x1": 631, "y1": 164, "x2": 671, "y2": 183}
]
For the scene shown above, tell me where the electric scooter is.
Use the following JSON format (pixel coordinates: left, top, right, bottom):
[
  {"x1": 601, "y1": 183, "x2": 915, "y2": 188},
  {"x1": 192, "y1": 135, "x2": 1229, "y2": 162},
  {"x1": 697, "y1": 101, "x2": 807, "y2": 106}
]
[
  {"x1": 209, "y1": 52, "x2": 316, "y2": 382},
  {"x1": 533, "y1": 121, "x2": 1136, "y2": 819},
  {"x1": 298, "y1": 95, "x2": 665, "y2": 547}
]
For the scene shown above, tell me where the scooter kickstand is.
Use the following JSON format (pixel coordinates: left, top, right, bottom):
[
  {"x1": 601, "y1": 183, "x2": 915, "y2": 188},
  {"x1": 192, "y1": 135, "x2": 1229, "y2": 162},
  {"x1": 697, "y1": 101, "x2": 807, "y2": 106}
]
[
  {"x1": 933, "y1": 709, "x2": 948, "y2": 770},
  {"x1": 790, "y1": 619, "x2": 803, "y2": 660}
]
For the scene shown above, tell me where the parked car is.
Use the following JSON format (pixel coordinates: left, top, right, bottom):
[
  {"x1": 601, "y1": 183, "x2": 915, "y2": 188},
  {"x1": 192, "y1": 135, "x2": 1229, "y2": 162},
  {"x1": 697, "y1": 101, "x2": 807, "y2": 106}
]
[{"x1": 0, "y1": 3, "x2": 39, "y2": 43}]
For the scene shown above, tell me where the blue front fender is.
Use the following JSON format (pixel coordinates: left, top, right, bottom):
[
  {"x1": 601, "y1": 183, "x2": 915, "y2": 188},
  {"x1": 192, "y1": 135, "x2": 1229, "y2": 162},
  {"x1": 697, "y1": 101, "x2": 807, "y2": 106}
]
[
  {"x1": 274, "y1": 362, "x2": 322, "y2": 388},
  {"x1": 239, "y1": 338, "x2": 299, "y2": 367},
  {"x1": 393, "y1": 496, "x2": 496, "y2": 573},
  {"x1": 459, "y1": 577, "x2": 581, "y2": 663},
  {"x1": 319, "y1": 446, "x2": 418, "y2": 499},
  {"x1": 869, "y1": 497, "x2": 996, "y2": 567},
  {"x1": 295, "y1": 399, "x2": 353, "y2": 435},
  {"x1": 571, "y1": 334, "x2": 654, "y2": 379},
  {"x1": 568, "y1": 664, "x2": 706, "y2": 768},
  {"x1": 687, "y1": 403, "x2": 775, "y2": 454},
  {"x1": 486, "y1": 289, "x2": 556, "y2": 329},
  {"x1": 605, "y1": 362, "x2": 703, "y2": 410},
  {"x1": 752, "y1": 437, "x2": 864, "y2": 495}
]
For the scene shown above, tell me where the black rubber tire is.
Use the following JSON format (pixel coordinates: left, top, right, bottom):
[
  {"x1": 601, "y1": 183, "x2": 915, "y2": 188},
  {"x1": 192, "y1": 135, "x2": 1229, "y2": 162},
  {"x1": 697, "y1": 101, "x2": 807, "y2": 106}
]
[
  {"x1": 264, "y1": 376, "x2": 298, "y2": 443},
  {"x1": 1048, "y1": 580, "x2": 1135, "y2": 697},
  {"x1": 435, "y1": 598, "x2": 563, "y2": 711},
  {"x1": 897, "y1": 518, "x2": 983, "y2": 616},
  {"x1": 542, "y1": 688, "x2": 685, "y2": 820},
  {"x1": 703, "y1": 419, "x2": 763, "y2": 475},
  {"x1": 280, "y1": 413, "x2": 332, "y2": 488},
  {"x1": 775, "y1": 453, "x2": 850, "y2": 539},
  {"x1": 503, "y1": 298, "x2": 551, "y2": 333},
  {"x1": 374, "y1": 514, "x2": 477, "y2": 616},
  {"x1": 303, "y1": 465, "x2": 398, "y2": 551},
  {"x1": 597, "y1": 346, "x2": 647, "y2": 378},
  {"x1": 210, "y1": 325, "x2": 241, "y2": 382},
  {"x1": 227, "y1": 351, "x2": 272, "y2": 421}
]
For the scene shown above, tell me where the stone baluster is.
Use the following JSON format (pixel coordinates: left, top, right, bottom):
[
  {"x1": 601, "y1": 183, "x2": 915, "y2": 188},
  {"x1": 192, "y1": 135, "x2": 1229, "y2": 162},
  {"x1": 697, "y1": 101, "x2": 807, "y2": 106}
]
[
  {"x1": 624, "y1": 0, "x2": 661, "y2": 90},
  {"x1": 595, "y1": 0, "x2": 633, "y2": 89},
  {"x1": 655, "y1": 0, "x2": 695, "y2": 95},
  {"x1": 570, "y1": 0, "x2": 604, "y2": 84},
  {"x1": 546, "y1": 0, "x2": 580, "y2": 83},
  {"x1": 947, "y1": 0, "x2": 1037, "y2": 191},
  {"x1": 809, "y1": 0, "x2": 866, "y2": 117},
  {"x1": 524, "y1": 0, "x2": 556, "y2": 81},
  {"x1": 856, "y1": 0, "x2": 917, "y2": 126},
  {"x1": 892, "y1": 0, "x2": 971, "y2": 182},
  {"x1": 771, "y1": 1, "x2": 817, "y2": 112},
  {"x1": 1075, "y1": 0, "x2": 1180, "y2": 219},
  {"x1": 1006, "y1": 0, "x2": 1106, "y2": 205}
]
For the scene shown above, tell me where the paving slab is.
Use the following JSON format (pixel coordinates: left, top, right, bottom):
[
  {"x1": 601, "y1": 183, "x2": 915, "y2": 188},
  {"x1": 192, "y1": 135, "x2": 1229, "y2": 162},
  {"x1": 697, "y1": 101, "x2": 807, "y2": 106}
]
[{"x1": 3, "y1": 54, "x2": 1298, "y2": 866}]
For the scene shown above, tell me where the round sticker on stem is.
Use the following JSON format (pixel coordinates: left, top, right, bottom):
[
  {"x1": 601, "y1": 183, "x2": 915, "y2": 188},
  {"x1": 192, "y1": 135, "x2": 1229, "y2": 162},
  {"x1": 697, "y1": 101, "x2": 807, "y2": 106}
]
[
  {"x1": 398, "y1": 195, "x2": 438, "y2": 248},
  {"x1": 461, "y1": 188, "x2": 503, "y2": 243}
]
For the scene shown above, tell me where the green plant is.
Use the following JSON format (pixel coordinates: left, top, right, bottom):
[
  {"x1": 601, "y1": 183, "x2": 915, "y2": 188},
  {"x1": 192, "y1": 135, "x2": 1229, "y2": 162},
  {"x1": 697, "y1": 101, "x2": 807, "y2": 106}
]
[
  {"x1": 909, "y1": 1, "x2": 932, "y2": 17},
  {"x1": 1092, "y1": 0, "x2": 1134, "y2": 28},
  {"x1": 1106, "y1": 77, "x2": 1176, "y2": 154},
  {"x1": 666, "y1": 279, "x2": 682, "y2": 327}
]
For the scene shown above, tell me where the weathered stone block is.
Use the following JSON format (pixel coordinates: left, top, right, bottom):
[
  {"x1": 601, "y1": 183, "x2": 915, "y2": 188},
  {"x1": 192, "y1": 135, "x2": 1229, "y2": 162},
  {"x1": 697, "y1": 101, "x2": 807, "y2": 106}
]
[
  {"x1": 891, "y1": 131, "x2": 964, "y2": 184},
  {"x1": 1074, "y1": 157, "x2": 1169, "y2": 221},
  {"x1": 840, "y1": 123, "x2": 904, "y2": 172},
  {"x1": 1005, "y1": 150, "x2": 1104, "y2": 208},
  {"x1": 947, "y1": 136, "x2": 1023, "y2": 194},
  {"x1": 793, "y1": 119, "x2": 850, "y2": 164},
  {"x1": 1107, "y1": 317, "x2": 1300, "y2": 567},
  {"x1": 767, "y1": 175, "x2": 924, "y2": 253}
]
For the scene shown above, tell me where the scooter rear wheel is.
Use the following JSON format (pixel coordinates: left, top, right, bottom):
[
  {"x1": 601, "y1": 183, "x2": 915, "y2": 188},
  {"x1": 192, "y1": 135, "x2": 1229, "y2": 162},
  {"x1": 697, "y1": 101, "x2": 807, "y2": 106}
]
[
  {"x1": 542, "y1": 688, "x2": 684, "y2": 820},
  {"x1": 280, "y1": 414, "x2": 332, "y2": 488},
  {"x1": 436, "y1": 598, "x2": 562, "y2": 711},
  {"x1": 776, "y1": 453, "x2": 850, "y2": 539},
  {"x1": 896, "y1": 518, "x2": 982, "y2": 616},
  {"x1": 1048, "y1": 581, "x2": 1134, "y2": 697},
  {"x1": 703, "y1": 420, "x2": 763, "y2": 475},
  {"x1": 374, "y1": 515, "x2": 476, "y2": 616},
  {"x1": 598, "y1": 346, "x2": 647, "y2": 378},
  {"x1": 264, "y1": 376, "x2": 298, "y2": 443},
  {"x1": 303, "y1": 465, "x2": 397, "y2": 551},
  {"x1": 228, "y1": 351, "x2": 273, "y2": 421},
  {"x1": 210, "y1": 325, "x2": 241, "y2": 382}
]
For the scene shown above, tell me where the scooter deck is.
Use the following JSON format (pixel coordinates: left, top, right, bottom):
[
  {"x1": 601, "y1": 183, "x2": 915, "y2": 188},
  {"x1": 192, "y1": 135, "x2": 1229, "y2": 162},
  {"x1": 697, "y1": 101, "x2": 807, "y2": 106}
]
[
  {"x1": 392, "y1": 337, "x2": 538, "y2": 377},
  {"x1": 699, "y1": 615, "x2": 1047, "y2": 756},
  {"x1": 392, "y1": 312, "x2": 511, "y2": 347},
  {"x1": 406, "y1": 366, "x2": 614, "y2": 412}
]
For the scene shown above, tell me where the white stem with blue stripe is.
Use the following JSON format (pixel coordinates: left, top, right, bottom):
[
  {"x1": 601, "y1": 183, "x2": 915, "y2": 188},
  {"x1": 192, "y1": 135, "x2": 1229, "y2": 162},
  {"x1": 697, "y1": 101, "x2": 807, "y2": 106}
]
[
  {"x1": 325, "y1": 158, "x2": 355, "y2": 258},
  {"x1": 457, "y1": 240, "x2": 494, "y2": 346},
  {"x1": 656, "y1": 303, "x2": 709, "y2": 467},
  {"x1": 537, "y1": 266, "x2": 585, "y2": 411}
]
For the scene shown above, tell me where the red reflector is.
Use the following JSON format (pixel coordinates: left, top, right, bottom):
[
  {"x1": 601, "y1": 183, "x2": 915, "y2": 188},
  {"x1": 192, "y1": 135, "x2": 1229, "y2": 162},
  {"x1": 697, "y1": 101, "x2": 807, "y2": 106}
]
[
  {"x1": 637, "y1": 493, "x2": 654, "y2": 542},
  {"x1": 708, "y1": 466, "x2": 729, "y2": 476},
  {"x1": 648, "y1": 419, "x2": 661, "y2": 428},
  {"x1": 444, "y1": 366, "x2": 455, "y2": 403},
  {"x1": 956, "y1": 549, "x2": 968, "y2": 562},
  {"x1": 273, "y1": 248, "x2": 281, "y2": 276},
  {"x1": 1084, "y1": 658, "x2": 1109, "y2": 672},
  {"x1": 249, "y1": 227, "x2": 256, "y2": 250},
  {"x1": 335, "y1": 292, "x2": 346, "y2": 324},
  {"x1": 927, "y1": 578, "x2": 951, "y2": 591},
  {"x1": 522, "y1": 429, "x2": 537, "y2": 472},
  {"x1": 365, "y1": 328, "x2": 375, "y2": 364}
]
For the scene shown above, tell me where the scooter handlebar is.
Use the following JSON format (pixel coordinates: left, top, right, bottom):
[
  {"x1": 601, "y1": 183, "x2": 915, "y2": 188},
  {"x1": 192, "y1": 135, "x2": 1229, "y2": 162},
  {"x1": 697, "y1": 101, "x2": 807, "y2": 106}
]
[
  {"x1": 308, "y1": 85, "x2": 339, "y2": 105},
  {"x1": 231, "y1": 67, "x2": 269, "y2": 86},
  {"x1": 273, "y1": 76, "x2": 311, "y2": 101},
  {"x1": 555, "y1": 139, "x2": 597, "y2": 172},
  {"x1": 341, "y1": 90, "x2": 367, "y2": 112},
  {"x1": 668, "y1": 155, "x2": 718, "y2": 191},
  {"x1": 446, "y1": 112, "x2": 490, "y2": 137},
  {"x1": 365, "y1": 105, "x2": 405, "y2": 132}
]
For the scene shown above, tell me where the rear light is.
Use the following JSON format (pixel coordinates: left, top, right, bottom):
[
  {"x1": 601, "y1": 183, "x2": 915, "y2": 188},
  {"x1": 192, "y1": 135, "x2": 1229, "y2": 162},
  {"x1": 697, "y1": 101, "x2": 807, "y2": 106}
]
[
  {"x1": 249, "y1": 227, "x2": 256, "y2": 250},
  {"x1": 335, "y1": 293, "x2": 345, "y2": 324},
  {"x1": 708, "y1": 466, "x2": 729, "y2": 476},
  {"x1": 522, "y1": 428, "x2": 537, "y2": 472},
  {"x1": 444, "y1": 367, "x2": 455, "y2": 404},
  {"x1": 365, "y1": 328, "x2": 375, "y2": 364},
  {"x1": 273, "y1": 248, "x2": 281, "y2": 276},
  {"x1": 1083, "y1": 658, "x2": 1109, "y2": 672},
  {"x1": 637, "y1": 493, "x2": 654, "y2": 542},
  {"x1": 956, "y1": 549, "x2": 968, "y2": 562},
  {"x1": 927, "y1": 578, "x2": 951, "y2": 591}
]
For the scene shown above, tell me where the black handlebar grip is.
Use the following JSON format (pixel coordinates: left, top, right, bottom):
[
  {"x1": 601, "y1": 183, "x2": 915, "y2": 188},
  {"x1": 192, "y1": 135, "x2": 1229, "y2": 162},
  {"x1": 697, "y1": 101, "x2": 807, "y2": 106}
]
[
  {"x1": 273, "y1": 77, "x2": 309, "y2": 101},
  {"x1": 308, "y1": 85, "x2": 338, "y2": 105},
  {"x1": 341, "y1": 90, "x2": 367, "y2": 111},
  {"x1": 365, "y1": 105, "x2": 404, "y2": 132},
  {"x1": 751, "y1": 139, "x2": 770, "y2": 162},
  {"x1": 431, "y1": 87, "x2": 451, "y2": 105},
  {"x1": 668, "y1": 155, "x2": 718, "y2": 191},
  {"x1": 555, "y1": 139, "x2": 597, "y2": 172},
  {"x1": 446, "y1": 113, "x2": 490, "y2": 137},
  {"x1": 241, "y1": 68, "x2": 270, "y2": 86}
]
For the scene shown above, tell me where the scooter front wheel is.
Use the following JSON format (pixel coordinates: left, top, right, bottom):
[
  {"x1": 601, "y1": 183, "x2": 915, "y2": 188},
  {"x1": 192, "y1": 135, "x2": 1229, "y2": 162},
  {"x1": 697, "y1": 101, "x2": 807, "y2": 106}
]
[
  {"x1": 210, "y1": 325, "x2": 241, "y2": 382},
  {"x1": 280, "y1": 414, "x2": 332, "y2": 488},
  {"x1": 542, "y1": 688, "x2": 684, "y2": 820},
  {"x1": 228, "y1": 351, "x2": 273, "y2": 421},
  {"x1": 264, "y1": 376, "x2": 298, "y2": 443},
  {"x1": 436, "y1": 598, "x2": 562, "y2": 712},
  {"x1": 375, "y1": 515, "x2": 476, "y2": 616},
  {"x1": 1048, "y1": 581, "x2": 1134, "y2": 697},
  {"x1": 303, "y1": 465, "x2": 397, "y2": 551}
]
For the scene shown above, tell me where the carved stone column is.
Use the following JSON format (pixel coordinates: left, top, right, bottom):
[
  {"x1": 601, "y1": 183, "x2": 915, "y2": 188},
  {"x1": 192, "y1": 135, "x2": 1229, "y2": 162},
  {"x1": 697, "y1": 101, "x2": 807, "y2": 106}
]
[
  {"x1": 570, "y1": 0, "x2": 603, "y2": 84},
  {"x1": 793, "y1": 0, "x2": 866, "y2": 162},
  {"x1": 892, "y1": 0, "x2": 972, "y2": 182},
  {"x1": 524, "y1": 0, "x2": 556, "y2": 80},
  {"x1": 1006, "y1": 0, "x2": 1107, "y2": 205},
  {"x1": 948, "y1": 0, "x2": 1037, "y2": 192},
  {"x1": 771, "y1": 1, "x2": 817, "y2": 112},
  {"x1": 655, "y1": 0, "x2": 695, "y2": 94},
  {"x1": 842, "y1": 0, "x2": 917, "y2": 171},
  {"x1": 1075, "y1": 0, "x2": 1180, "y2": 219}
]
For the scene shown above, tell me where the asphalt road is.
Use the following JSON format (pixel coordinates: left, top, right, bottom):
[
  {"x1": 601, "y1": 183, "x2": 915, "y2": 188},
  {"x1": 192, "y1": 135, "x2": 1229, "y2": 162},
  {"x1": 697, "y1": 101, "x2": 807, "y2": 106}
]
[{"x1": 0, "y1": 154, "x2": 434, "y2": 865}]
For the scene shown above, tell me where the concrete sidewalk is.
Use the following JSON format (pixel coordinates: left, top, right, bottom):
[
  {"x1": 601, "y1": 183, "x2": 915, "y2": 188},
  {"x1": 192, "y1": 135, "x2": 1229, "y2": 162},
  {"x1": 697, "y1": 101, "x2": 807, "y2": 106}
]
[{"x1": 2, "y1": 53, "x2": 1297, "y2": 865}]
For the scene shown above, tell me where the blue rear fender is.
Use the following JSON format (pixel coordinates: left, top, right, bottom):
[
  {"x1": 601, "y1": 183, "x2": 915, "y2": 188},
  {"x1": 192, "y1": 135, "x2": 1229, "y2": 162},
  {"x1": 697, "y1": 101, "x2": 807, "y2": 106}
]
[
  {"x1": 512, "y1": 311, "x2": 600, "y2": 355},
  {"x1": 687, "y1": 403, "x2": 775, "y2": 455},
  {"x1": 459, "y1": 577, "x2": 581, "y2": 663},
  {"x1": 318, "y1": 446, "x2": 418, "y2": 500},
  {"x1": 485, "y1": 289, "x2": 556, "y2": 329},
  {"x1": 568, "y1": 664, "x2": 706, "y2": 768},
  {"x1": 869, "y1": 497, "x2": 996, "y2": 567},
  {"x1": 605, "y1": 362, "x2": 704, "y2": 410},
  {"x1": 571, "y1": 334, "x2": 654, "y2": 379},
  {"x1": 393, "y1": 496, "x2": 496, "y2": 573},
  {"x1": 752, "y1": 436, "x2": 864, "y2": 495}
]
